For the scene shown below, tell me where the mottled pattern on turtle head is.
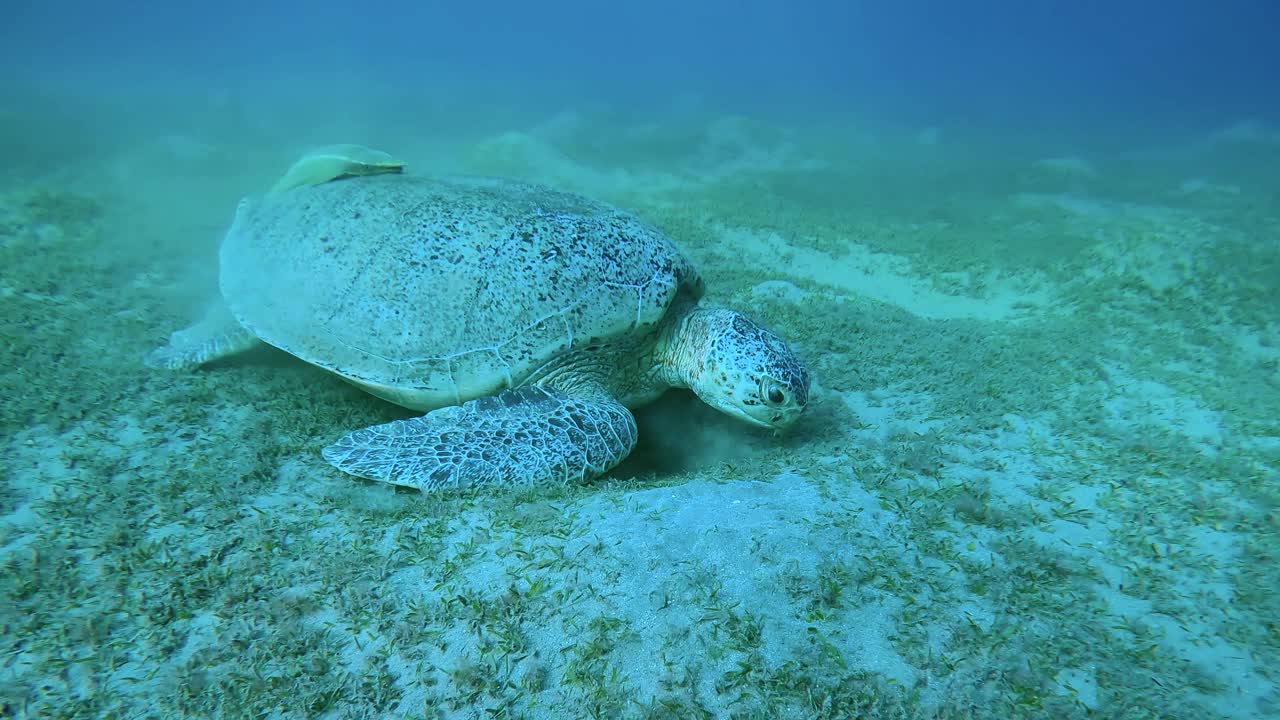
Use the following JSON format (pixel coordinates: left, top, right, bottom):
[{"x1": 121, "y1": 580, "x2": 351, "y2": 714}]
[{"x1": 665, "y1": 307, "x2": 809, "y2": 429}]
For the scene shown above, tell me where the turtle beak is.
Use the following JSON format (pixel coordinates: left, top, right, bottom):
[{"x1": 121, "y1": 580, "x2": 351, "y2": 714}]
[
  {"x1": 738, "y1": 413, "x2": 776, "y2": 429},
  {"x1": 722, "y1": 404, "x2": 789, "y2": 430}
]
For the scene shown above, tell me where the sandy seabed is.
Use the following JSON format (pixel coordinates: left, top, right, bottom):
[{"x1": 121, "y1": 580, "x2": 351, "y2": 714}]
[{"x1": 2, "y1": 93, "x2": 1278, "y2": 719}]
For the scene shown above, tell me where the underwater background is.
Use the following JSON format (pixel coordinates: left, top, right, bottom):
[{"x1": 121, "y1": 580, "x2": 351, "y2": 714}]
[{"x1": 2, "y1": 1, "x2": 1278, "y2": 718}]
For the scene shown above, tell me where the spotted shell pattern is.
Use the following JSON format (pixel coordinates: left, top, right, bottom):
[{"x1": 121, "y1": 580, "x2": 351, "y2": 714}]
[{"x1": 219, "y1": 174, "x2": 704, "y2": 411}]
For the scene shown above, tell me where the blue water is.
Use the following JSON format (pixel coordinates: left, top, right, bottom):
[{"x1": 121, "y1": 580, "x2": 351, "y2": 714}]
[{"x1": 5, "y1": 0, "x2": 1278, "y2": 124}]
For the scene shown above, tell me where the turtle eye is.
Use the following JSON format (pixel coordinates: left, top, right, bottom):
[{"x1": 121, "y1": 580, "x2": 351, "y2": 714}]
[{"x1": 764, "y1": 382, "x2": 786, "y2": 406}]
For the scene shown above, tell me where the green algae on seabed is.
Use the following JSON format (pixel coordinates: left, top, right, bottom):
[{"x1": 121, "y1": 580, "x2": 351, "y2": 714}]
[{"x1": 1, "y1": 118, "x2": 1278, "y2": 719}]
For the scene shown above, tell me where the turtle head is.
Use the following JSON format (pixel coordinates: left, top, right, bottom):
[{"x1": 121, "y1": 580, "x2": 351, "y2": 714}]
[{"x1": 667, "y1": 307, "x2": 810, "y2": 430}]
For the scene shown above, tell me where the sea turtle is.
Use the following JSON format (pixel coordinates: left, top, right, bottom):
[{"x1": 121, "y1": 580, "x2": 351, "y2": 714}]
[
  {"x1": 147, "y1": 155, "x2": 810, "y2": 492},
  {"x1": 269, "y1": 143, "x2": 405, "y2": 195}
]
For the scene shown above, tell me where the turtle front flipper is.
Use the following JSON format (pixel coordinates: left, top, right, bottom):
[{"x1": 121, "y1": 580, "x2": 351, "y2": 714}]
[
  {"x1": 322, "y1": 385, "x2": 638, "y2": 492},
  {"x1": 144, "y1": 302, "x2": 260, "y2": 370}
]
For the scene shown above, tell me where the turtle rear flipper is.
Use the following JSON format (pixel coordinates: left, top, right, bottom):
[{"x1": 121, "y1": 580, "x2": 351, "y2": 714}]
[
  {"x1": 321, "y1": 385, "x2": 638, "y2": 491},
  {"x1": 269, "y1": 144, "x2": 405, "y2": 195},
  {"x1": 144, "y1": 302, "x2": 260, "y2": 370}
]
